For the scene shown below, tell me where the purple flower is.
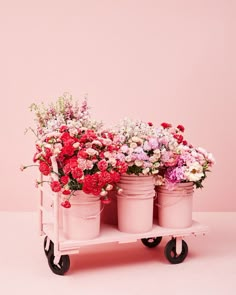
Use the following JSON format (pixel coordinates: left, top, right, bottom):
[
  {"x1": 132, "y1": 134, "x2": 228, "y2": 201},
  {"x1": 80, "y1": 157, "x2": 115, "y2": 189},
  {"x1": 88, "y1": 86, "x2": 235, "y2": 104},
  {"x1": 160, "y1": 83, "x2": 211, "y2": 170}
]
[
  {"x1": 143, "y1": 141, "x2": 152, "y2": 151},
  {"x1": 165, "y1": 167, "x2": 185, "y2": 183},
  {"x1": 148, "y1": 138, "x2": 159, "y2": 149},
  {"x1": 134, "y1": 147, "x2": 144, "y2": 153},
  {"x1": 136, "y1": 152, "x2": 149, "y2": 161}
]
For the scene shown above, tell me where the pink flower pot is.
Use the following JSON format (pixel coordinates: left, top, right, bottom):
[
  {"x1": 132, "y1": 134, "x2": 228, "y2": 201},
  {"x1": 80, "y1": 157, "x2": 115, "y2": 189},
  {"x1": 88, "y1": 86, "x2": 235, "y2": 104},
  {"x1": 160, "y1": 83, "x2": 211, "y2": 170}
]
[
  {"x1": 117, "y1": 175, "x2": 155, "y2": 233},
  {"x1": 156, "y1": 183, "x2": 193, "y2": 228},
  {"x1": 63, "y1": 191, "x2": 101, "y2": 240}
]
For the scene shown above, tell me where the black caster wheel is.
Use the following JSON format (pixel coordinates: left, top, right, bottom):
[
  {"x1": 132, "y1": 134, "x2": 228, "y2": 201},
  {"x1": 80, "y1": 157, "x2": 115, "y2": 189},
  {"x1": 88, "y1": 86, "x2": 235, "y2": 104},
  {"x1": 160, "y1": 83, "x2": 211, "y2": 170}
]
[
  {"x1": 164, "y1": 238, "x2": 188, "y2": 264},
  {"x1": 141, "y1": 236, "x2": 162, "y2": 248},
  {"x1": 47, "y1": 249, "x2": 70, "y2": 276},
  {"x1": 44, "y1": 236, "x2": 53, "y2": 257}
]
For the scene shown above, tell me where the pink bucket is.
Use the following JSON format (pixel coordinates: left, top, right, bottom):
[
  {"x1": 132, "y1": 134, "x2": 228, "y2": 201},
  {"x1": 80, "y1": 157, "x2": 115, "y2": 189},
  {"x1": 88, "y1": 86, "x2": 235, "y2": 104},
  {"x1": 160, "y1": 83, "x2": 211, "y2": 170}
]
[
  {"x1": 117, "y1": 175, "x2": 155, "y2": 233},
  {"x1": 156, "y1": 183, "x2": 193, "y2": 228},
  {"x1": 63, "y1": 191, "x2": 101, "y2": 240}
]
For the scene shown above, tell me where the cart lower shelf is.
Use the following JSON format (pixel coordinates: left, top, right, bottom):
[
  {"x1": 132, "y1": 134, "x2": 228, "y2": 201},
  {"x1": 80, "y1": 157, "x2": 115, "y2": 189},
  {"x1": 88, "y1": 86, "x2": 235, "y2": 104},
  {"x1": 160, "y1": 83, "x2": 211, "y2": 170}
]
[{"x1": 43, "y1": 220, "x2": 208, "y2": 275}]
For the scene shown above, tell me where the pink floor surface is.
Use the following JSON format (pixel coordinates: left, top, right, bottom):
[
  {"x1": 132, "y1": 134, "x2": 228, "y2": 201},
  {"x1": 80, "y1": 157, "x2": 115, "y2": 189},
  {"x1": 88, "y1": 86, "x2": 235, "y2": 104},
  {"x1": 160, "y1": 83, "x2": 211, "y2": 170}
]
[{"x1": 0, "y1": 212, "x2": 235, "y2": 294}]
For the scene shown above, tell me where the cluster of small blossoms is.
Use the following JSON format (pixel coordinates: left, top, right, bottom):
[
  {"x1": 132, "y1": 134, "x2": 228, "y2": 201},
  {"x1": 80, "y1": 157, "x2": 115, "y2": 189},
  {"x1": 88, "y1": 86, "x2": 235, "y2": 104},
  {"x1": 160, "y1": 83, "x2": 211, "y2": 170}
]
[
  {"x1": 113, "y1": 119, "x2": 161, "y2": 175},
  {"x1": 29, "y1": 92, "x2": 103, "y2": 139},
  {"x1": 24, "y1": 94, "x2": 128, "y2": 208},
  {"x1": 155, "y1": 123, "x2": 215, "y2": 188}
]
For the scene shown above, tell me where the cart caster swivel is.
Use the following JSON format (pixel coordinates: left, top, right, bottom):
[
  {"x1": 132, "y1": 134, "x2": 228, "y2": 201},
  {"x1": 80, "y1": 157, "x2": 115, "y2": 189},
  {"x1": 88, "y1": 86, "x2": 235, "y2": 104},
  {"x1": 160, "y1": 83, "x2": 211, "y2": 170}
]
[
  {"x1": 47, "y1": 249, "x2": 70, "y2": 275},
  {"x1": 164, "y1": 238, "x2": 188, "y2": 264},
  {"x1": 141, "y1": 236, "x2": 162, "y2": 248},
  {"x1": 44, "y1": 236, "x2": 54, "y2": 257}
]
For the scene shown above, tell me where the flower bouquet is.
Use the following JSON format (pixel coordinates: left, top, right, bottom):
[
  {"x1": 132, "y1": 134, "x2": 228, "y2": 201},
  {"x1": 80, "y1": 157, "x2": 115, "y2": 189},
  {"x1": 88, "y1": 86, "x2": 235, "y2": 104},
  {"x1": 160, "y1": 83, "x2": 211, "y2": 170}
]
[
  {"x1": 110, "y1": 118, "x2": 161, "y2": 233},
  {"x1": 154, "y1": 122, "x2": 215, "y2": 228},
  {"x1": 155, "y1": 122, "x2": 215, "y2": 189},
  {"x1": 23, "y1": 93, "x2": 128, "y2": 208}
]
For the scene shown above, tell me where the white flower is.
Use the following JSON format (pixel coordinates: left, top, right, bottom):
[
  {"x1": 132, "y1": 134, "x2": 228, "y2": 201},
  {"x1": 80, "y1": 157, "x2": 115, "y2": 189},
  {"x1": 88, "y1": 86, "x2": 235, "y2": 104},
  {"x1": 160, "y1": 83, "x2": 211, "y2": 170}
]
[
  {"x1": 86, "y1": 148, "x2": 98, "y2": 156},
  {"x1": 185, "y1": 162, "x2": 204, "y2": 182},
  {"x1": 153, "y1": 149, "x2": 161, "y2": 158},
  {"x1": 130, "y1": 142, "x2": 138, "y2": 149},
  {"x1": 125, "y1": 155, "x2": 132, "y2": 162},
  {"x1": 142, "y1": 168, "x2": 150, "y2": 175},
  {"x1": 149, "y1": 155, "x2": 159, "y2": 163},
  {"x1": 104, "y1": 151, "x2": 111, "y2": 158},
  {"x1": 134, "y1": 160, "x2": 143, "y2": 167},
  {"x1": 73, "y1": 142, "x2": 80, "y2": 148},
  {"x1": 151, "y1": 169, "x2": 159, "y2": 174},
  {"x1": 53, "y1": 148, "x2": 61, "y2": 155},
  {"x1": 132, "y1": 136, "x2": 142, "y2": 143}
]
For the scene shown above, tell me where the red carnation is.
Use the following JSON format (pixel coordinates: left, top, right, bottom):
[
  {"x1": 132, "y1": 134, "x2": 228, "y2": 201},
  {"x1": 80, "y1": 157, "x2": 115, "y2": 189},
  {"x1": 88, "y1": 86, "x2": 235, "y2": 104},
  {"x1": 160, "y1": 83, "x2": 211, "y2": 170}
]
[
  {"x1": 63, "y1": 163, "x2": 71, "y2": 175},
  {"x1": 60, "y1": 175, "x2": 69, "y2": 185},
  {"x1": 50, "y1": 181, "x2": 61, "y2": 192},
  {"x1": 61, "y1": 200, "x2": 71, "y2": 208},
  {"x1": 161, "y1": 122, "x2": 172, "y2": 129},
  {"x1": 148, "y1": 122, "x2": 153, "y2": 126},
  {"x1": 177, "y1": 125, "x2": 185, "y2": 132},
  {"x1": 173, "y1": 134, "x2": 184, "y2": 144},
  {"x1": 110, "y1": 171, "x2": 121, "y2": 183},
  {"x1": 78, "y1": 150, "x2": 88, "y2": 159},
  {"x1": 71, "y1": 167, "x2": 83, "y2": 179},
  {"x1": 60, "y1": 125, "x2": 68, "y2": 133},
  {"x1": 108, "y1": 132, "x2": 114, "y2": 140},
  {"x1": 182, "y1": 140, "x2": 188, "y2": 146},
  {"x1": 61, "y1": 145, "x2": 75, "y2": 156},
  {"x1": 117, "y1": 161, "x2": 128, "y2": 174},
  {"x1": 68, "y1": 158, "x2": 78, "y2": 169},
  {"x1": 39, "y1": 162, "x2": 51, "y2": 176},
  {"x1": 99, "y1": 152, "x2": 105, "y2": 159},
  {"x1": 100, "y1": 171, "x2": 113, "y2": 184},
  {"x1": 61, "y1": 132, "x2": 71, "y2": 142},
  {"x1": 62, "y1": 189, "x2": 71, "y2": 195},
  {"x1": 91, "y1": 187, "x2": 102, "y2": 196}
]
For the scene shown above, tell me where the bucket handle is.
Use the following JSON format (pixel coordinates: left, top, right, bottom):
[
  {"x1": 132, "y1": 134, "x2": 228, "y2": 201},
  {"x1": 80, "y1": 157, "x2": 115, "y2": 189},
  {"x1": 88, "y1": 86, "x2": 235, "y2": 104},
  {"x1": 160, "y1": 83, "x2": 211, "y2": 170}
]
[
  {"x1": 74, "y1": 204, "x2": 105, "y2": 220},
  {"x1": 155, "y1": 195, "x2": 191, "y2": 208}
]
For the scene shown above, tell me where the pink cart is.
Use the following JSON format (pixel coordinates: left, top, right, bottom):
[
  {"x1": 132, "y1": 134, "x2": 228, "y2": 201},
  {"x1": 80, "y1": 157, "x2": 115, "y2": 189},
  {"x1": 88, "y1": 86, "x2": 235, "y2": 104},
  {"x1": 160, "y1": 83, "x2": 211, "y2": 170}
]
[{"x1": 39, "y1": 158, "x2": 208, "y2": 275}]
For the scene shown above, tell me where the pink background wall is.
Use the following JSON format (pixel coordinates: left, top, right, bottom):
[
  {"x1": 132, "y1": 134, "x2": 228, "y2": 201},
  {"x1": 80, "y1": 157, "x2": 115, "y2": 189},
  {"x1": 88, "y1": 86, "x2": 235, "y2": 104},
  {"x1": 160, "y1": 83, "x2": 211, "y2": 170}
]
[{"x1": 1, "y1": 0, "x2": 235, "y2": 211}]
